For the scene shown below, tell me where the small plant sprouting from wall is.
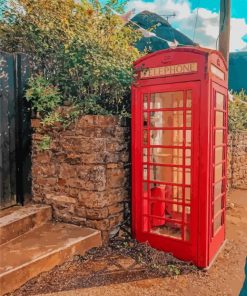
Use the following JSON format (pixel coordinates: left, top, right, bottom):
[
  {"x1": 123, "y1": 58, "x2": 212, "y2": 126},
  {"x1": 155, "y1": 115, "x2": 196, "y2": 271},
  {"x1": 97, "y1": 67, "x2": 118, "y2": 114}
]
[{"x1": 38, "y1": 135, "x2": 51, "y2": 151}]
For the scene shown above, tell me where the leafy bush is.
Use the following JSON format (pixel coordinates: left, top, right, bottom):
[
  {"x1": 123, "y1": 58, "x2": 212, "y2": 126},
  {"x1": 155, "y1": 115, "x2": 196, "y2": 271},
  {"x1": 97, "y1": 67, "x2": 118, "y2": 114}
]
[
  {"x1": 228, "y1": 90, "x2": 247, "y2": 131},
  {"x1": 0, "y1": 0, "x2": 141, "y2": 117},
  {"x1": 25, "y1": 76, "x2": 62, "y2": 117}
]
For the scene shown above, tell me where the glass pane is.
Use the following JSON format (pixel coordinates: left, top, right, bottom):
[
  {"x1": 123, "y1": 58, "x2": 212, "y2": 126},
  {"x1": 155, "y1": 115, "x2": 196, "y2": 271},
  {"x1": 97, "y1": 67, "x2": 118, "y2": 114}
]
[
  {"x1": 148, "y1": 184, "x2": 183, "y2": 203},
  {"x1": 214, "y1": 196, "x2": 223, "y2": 215},
  {"x1": 185, "y1": 187, "x2": 191, "y2": 203},
  {"x1": 185, "y1": 206, "x2": 191, "y2": 223},
  {"x1": 150, "y1": 148, "x2": 183, "y2": 165},
  {"x1": 150, "y1": 166, "x2": 183, "y2": 184},
  {"x1": 185, "y1": 149, "x2": 191, "y2": 165},
  {"x1": 151, "y1": 222, "x2": 182, "y2": 240},
  {"x1": 216, "y1": 111, "x2": 224, "y2": 127},
  {"x1": 213, "y1": 214, "x2": 222, "y2": 234},
  {"x1": 215, "y1": 130, "x2": 224, "y2": 146},
  {"x1": 215, "y1": 147, "x2": 224, "y2": 164},
  {"x1": 143, "y1": 94, "x2": 148, "y2": 109},
  {"x1": 186, "y1": 90, "x2": 192, "y2": 108},
  {"x1": 186, "y1": 130, "x2": 191, "y2": 146},
  {"x1": 216, "y1": 92, "x2": 224, "y2": 110},
  {"x1": 150, "y1": 130, "x2": 183, "y2": 146},
  {"x1": 143, "y1": 130, "x2": 148, "y2": 146},
  {"x1": 214, "y1": 180, "x2": 223, "y2": 197},
  {"x1": 143, "y1": 112, "x2": 148, "y2": 127},
  {"x1": 185, "y1": 168, "x2": 191, "y2": 185},
  {"x1": 143, "y1": 148, "x2": 148, "y2": 162},
  {"x1": 150, "y1": 91, "x2": 183, "y2": 109},
  {"x1": 143, "y1": 165, "x2": 148, "y2": 180},
  {"x1": 214, "y1": 164, "x2": 223, "y2": 182},
  {"x1": 186, "y1": 111, "x2": 192, "y2": 127},
  {"x1": 150, "y1": 111, "x2": 183, "y2": 128}
]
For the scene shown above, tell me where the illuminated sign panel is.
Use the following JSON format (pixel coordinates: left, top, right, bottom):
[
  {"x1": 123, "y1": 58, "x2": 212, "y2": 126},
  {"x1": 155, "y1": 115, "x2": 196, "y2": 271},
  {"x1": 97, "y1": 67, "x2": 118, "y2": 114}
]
[{"x1": 140, "y1": 62, "x2": 198, "y2": 78}]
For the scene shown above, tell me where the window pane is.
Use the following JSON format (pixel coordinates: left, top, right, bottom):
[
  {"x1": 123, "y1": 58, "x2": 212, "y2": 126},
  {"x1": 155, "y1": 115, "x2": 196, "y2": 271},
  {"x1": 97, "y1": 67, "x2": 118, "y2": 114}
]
[
  {"x1": 150, "y1": 166, "x2": 183, "y2": 184},
  {"x1": 213, "y1": 214, "x2": 222, "y2": 235},
  {"x1": 151, "y1": 222, "x2": 182, "y2": 240},
  {"x1": 143, "y1": 130, "x2": 148, "y2": 146},
  {"x1": 150, "y1": 111, "x2": 183, "y2": 128},
  {"x1": 143, "y1": 112, "x2": 148, "y2": 127},
  {"x1": 143, "y1": 94, "x2": 148, "y2": 109},
  {"x1": 150, "y1": 130, "x2": 183, "y2": 146},
  {"x1": 186, "y1": 90, "x2": 192, "y2": 108},
  {"x1": 214, "y1": 180, "x2": 223, "y2": 197},
  {"x1": 185, "y1": 206, "x2": 191, "y2": 223},
  {"x1": 215, "y1": 130, "x2": 224, "y2": 146},
  {"x1": 185, "y1": 149, "x2": 191, "y2": 165},
  {"x1": 185, "y1": 168, "x2": 191, "y2": 185},
  {"x1": 185, "y1": 187, "x2": 191, "y2": 203},
  {"x1": 150, "y1": 148, "x2": 183, "y2": 165},
  {"x1": 143, "y1": 148, "x2": 148, "y2": 162},
  {"x1": 186, "y1": 130, "x2": 191, "y2": 146},
  {"x1": 216, "y1": 92, "x2": 224, "y2": 109},
  {"x1": 150, "y1": 91, "x2": 183, "y2": 109},
  {"x1": 216, "y1": 111, "x2": 224, "y2": 127},
  {"x1": 143, "y1": 165, "x2": 148, "y2": 180},
  {"x1": 148, "y1": 184, "x2": 183, "y2": 203},
  {"x1": 214, "y1": 164, "x2": 223, "y2": 182},
  {"x1": 214, "y1": 196, "x2": 223, "y2": 215},
  {"x1": 215, "y1": 147, "x2": 224, "y2": 164},
  {"x1": 186, "y1": 111, "x2": 192, "y2": 127}
]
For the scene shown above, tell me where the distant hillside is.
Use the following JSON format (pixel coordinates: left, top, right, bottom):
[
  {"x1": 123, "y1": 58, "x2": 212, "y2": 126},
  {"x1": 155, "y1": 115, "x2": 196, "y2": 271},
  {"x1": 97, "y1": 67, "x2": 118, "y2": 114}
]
[
  {"x1": 132, "y1": 11, "x2": 247, "y2": 92},
  {"x1": 229, "y1": 52, "x2": 247, "y2": 92},
  {"x1": 132, "y1": 11, "x2": 194, "y2": 52}
]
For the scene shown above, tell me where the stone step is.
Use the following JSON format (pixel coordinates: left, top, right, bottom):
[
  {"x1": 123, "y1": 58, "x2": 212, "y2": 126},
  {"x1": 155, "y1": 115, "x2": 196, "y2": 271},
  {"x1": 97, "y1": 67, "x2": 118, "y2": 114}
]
[
  {"x1": 0, "y1": 204, "x2": 52, "y2": 245},
  {"x1": 0, "y1": 222, "x2": 102, "y2": 295}
]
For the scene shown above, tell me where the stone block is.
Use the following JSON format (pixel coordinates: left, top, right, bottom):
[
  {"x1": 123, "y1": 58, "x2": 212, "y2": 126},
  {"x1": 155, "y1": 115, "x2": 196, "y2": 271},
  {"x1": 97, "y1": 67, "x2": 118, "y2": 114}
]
[
  {"x1": 108, "y1": 203, "x2": 124, "y2": 215},
  {"x1": 45, "y1": 194, "x2": 76, "y2": 205},
  {"x1": 59, "y1": 163, "x2": 77, "y2": 179},
  {"x1": 107, "y1": 168, "x2": 126, "y2": 188},
  {"x1": 85, "y1": 218, "x2": 110, "y2": 231},
  {"x1": 86, "y1": 207, "x2": 109, "y2": 220}
]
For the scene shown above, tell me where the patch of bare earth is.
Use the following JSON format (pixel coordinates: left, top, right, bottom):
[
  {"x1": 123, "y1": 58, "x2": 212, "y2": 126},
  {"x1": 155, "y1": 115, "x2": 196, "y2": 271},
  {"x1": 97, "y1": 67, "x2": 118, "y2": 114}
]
[{"x1": 9, "y1": 189, "x2": 247, "y2": 296}]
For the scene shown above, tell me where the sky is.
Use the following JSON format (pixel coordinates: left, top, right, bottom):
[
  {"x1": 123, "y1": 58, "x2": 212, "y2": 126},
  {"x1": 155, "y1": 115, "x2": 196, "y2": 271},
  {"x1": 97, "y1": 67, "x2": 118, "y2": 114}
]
[{"x1": 126, "y1": 0, "x2": 247, "y2": 52}]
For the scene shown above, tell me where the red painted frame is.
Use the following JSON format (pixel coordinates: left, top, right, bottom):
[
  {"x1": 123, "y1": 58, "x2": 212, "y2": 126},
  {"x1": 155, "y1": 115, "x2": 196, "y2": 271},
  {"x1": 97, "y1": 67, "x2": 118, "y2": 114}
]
[{"x1": 132, "y1": 47, "x2": 228, "y2": 268}]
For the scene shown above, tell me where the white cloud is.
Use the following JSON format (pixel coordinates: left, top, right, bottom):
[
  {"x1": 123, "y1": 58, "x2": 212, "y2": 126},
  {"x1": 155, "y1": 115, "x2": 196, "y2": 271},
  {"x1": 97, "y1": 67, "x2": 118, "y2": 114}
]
[{"x1": 127, "y1": 0, "x2": 247, "y2": 52}]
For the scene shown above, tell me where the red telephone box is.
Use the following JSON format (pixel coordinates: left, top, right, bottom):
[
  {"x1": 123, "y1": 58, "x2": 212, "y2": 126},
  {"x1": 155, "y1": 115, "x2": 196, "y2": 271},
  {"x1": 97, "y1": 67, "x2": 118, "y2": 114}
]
[{"x1": 131, "y1": 47, "x2": 228, "y2": 268}]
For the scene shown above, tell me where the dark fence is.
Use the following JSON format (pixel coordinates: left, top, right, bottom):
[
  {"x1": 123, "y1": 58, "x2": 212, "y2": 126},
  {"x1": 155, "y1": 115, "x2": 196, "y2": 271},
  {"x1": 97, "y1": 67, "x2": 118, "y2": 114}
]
[{"x1": 0, "y1": 52, "x2": 31, "y2": 209}]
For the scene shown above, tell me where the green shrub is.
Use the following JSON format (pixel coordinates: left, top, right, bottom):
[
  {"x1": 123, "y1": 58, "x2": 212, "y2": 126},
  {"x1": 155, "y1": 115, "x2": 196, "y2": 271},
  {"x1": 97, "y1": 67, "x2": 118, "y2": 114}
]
[
  {"x1": 0, "y1": 0, "x2": 141, "y2": 118},
  {"x1": 25, "y1": 76, "x2": 62, "y2": 117}
]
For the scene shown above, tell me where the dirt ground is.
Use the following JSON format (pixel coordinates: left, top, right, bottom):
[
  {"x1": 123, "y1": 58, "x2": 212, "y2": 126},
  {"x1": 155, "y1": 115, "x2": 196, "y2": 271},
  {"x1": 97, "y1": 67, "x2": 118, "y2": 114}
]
[{"x1": 10, "y1": 189, "x2": 247, "y2": 296}]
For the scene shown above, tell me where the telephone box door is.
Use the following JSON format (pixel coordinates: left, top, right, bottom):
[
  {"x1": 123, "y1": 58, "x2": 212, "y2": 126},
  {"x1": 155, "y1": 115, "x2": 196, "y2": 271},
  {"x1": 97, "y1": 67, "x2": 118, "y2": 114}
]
[{"x1": 133, "y1": 81, "x2": 200, "y2": 263}]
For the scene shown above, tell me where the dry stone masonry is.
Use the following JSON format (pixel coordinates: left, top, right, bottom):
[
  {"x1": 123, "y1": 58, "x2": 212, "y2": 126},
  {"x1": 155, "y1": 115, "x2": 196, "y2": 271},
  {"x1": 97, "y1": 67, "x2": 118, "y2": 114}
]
[
  {"x1": 32, "y1": 113, "x2": 247, "y2": 242},
  {"x1": 32, "y1": 115, "x2": 130, "y2": 242},
  {"x1": 228, "y1": 131, "x2": 247, "y2": 189}
]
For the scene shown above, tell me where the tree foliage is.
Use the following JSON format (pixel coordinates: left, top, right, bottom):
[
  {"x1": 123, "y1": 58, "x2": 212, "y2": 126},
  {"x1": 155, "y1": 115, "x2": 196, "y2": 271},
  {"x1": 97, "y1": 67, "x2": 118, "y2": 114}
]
[
  {"x1": 0, "y1": 0, "x2": 141, "y2": 117},
  {"x1": 228, "y1": 90, "x2": 247, "y2": 131}
]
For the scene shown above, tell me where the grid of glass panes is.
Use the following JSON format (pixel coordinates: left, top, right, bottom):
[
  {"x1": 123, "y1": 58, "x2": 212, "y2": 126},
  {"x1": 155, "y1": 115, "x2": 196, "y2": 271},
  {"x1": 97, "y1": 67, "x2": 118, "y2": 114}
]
[
  {"x1": 142, "y1": 91, "x2": 192, "y2": 241},
  {"x1": 212, "y1": 92, "x2": 227, "y2": 236}
]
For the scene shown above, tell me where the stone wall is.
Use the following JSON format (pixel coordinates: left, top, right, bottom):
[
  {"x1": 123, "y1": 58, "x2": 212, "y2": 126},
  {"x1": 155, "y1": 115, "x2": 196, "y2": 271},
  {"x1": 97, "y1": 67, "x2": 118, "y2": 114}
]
[
  {"x1": 228, "y1": 131, "x2": 247, "y2": 189},
  {"x1": 32, "y1": 115, "x2": 130, "y2": 242}
]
